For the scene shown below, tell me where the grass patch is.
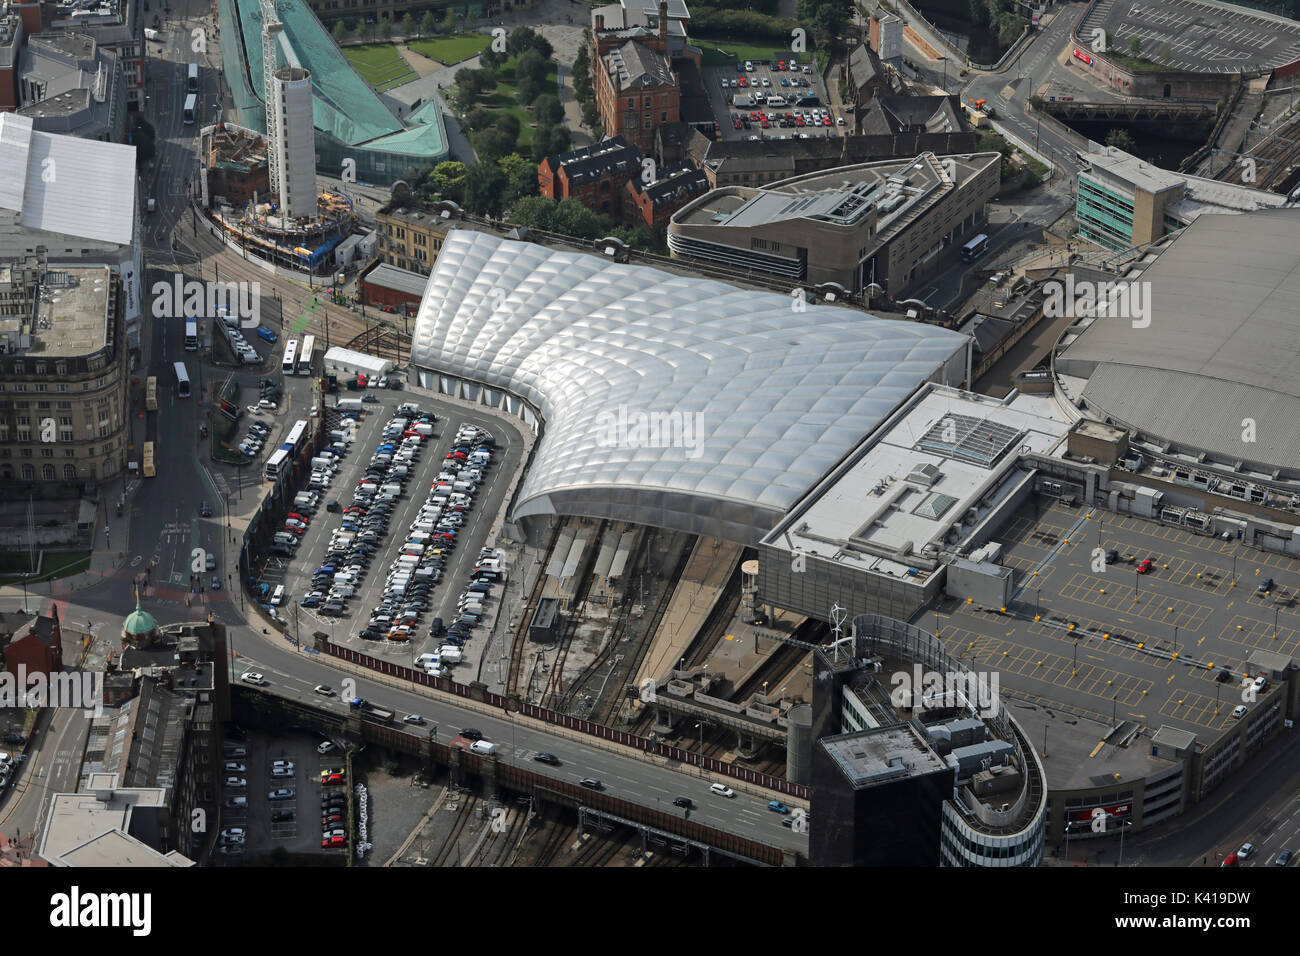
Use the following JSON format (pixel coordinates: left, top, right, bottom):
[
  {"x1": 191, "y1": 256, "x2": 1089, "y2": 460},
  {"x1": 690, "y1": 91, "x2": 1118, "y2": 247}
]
[
  {"x1": 343, "y1": 43, "x2": 417, "y2": 91},
  {"x1": 408, "y1": 33, "x2": 493, "y2": 65},
  {"x1": 1103, "y1": 51, "x2": 1172, "y2": 73},
  {"x1": 696, "y1": 36, "x2": 801, "y2": 67},
  {"x1": 0, "y1": 550, "x2": 91, "y2": 584}
]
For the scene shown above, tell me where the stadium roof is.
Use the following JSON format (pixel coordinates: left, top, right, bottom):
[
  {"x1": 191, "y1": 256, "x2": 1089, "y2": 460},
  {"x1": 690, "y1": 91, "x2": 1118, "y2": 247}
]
[
  {"x1": 1061, "y1": 209, "x2": 1300, "y2": 470},
  {"x1": 408, "y1": 230, "x2": 969, "y2": 544},
  {"x1": 0, "y1": 112, "x2": 135, "y2": 245}
]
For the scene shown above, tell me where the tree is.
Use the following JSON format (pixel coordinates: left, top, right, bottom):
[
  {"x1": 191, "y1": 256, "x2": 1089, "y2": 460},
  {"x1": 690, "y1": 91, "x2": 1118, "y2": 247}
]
[
  {"x1": 400, "y1": 13, "x2": 413, "y2": 37},
  {"x1": 332, "y1": 19, "x2": 347, "y2": 43},
  {"x1": 428, "y1": 161, "x2": 468, "y2": 203},
  {"x1": 996, "y1": 12, "x2": 1022, "y2": 45},
  {"x1": 517, "y1": 48, "x2": 548, "y2": 85},
  {"x1": 580, "y1": 100, "x2": 600, "y2": 130},
  {"x1": 1127, "y1": 37, "x2": 1141, "y2": 57},
  {"x1": 419, "y1": 10, "x2": 435, "y2": 37},
  {"x1": 551, "y1": 197, "x2": 604, "y2": 239},
  {"x1": 455, "y1": 67, "x2": 496, "y2": 103},
  {"x1": 465, "y1": 162, "x2": 509, "y2": 217},
  {"x1": 532, "y1": 93, "x2": 563, "y2": 127},
  {"x1": 380, "y1": 19, "x2": 393, "y2": 40},
  {"x1": 1105, "y1": 128, "x2": 1135, "y2": 152},
  {"x1": 495, "y1": 112, "x2": 521, "y2": 144},
  {"x1": 464, "y1": 107, "x2": 496, "y2": 131},
  {"x1": 508, "y1": 195, "x2": 559, "y2": 230},
  {"x1": 481, "y1": 45, "x2": 507, "y2": 71},
  {"x1": 440, "y1": 8, "x2": 456, "y2": 33},
  {"x1": 497, "y1": 153, "x2": 539, "y2": 207},
  {"x1": 530, "y1": 124, "x2": 571, "y2": 162},
  {"x1": 517, "y1": 71, "x2": 545, "y2": 105},
  {"x1": 969, "y1": 0, "x2": 990, "y2": 28},
  {"x1": 507, "y1": 25, "x2": 552, "y2": 59},
  {"x1": 474, "y1": 127, "x2": 518, "y2": 161},
  {"x1": 572, "y1": 44, "x2": 590, "y2": 97}
]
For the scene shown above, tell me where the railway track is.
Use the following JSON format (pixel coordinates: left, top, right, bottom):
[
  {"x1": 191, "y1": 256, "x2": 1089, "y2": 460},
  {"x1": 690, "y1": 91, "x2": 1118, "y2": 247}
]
[
  {"x1": 429, "y1": 792, "x2": 479, "y2": 867},
  {"x1": 506, "y1": 523, "x2": 563, "y2": 698}
]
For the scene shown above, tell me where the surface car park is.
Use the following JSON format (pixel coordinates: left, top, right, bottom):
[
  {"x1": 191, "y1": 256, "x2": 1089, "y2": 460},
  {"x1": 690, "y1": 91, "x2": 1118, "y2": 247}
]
[{"x1": 264, "y1": 390, "x2": 517, "y2": 677}]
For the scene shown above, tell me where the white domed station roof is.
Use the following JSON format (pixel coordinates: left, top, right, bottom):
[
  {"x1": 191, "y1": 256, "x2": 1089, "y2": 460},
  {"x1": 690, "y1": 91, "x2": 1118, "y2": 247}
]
[{"x1": 409, "y1": 230, "x2": 968, "y2": 544}]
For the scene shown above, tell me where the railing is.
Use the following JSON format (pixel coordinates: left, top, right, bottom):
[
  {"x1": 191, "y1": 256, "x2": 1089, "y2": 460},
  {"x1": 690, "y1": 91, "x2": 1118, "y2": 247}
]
[{"x1": 321, "y1": 642, "x2": 811, "y2": 799}]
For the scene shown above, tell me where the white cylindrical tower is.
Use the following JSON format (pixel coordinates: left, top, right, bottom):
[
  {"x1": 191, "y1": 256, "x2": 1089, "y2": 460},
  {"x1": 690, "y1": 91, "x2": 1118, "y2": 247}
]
[{"x1": 271, "y1": 66, "x2": 316, "y2": 219}]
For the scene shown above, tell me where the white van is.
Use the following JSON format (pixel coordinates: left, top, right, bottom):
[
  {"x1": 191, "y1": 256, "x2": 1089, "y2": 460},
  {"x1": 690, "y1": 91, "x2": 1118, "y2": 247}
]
[
  {"x1": 468, "y1": 740, "x2": 496, "y2": 756},
  {"x1": 409, "y1": 531, "x2": 432, "y2": 544},
  {"x1": 271, "y1": 585, "x2": 286, "y2": 606},
  {"x1": 401, "y1": 541, "x2": 425, "y2": 555},
  {"x1": 452, "y1": 480, "x2": 474, "y2": 494}
]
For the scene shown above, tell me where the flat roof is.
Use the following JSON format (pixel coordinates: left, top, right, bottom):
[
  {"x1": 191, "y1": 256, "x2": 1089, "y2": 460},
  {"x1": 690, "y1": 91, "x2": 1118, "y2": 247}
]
[
  {"x1": 32, "y1": 266, "x2": 113, "y2": 356},
  {"x1": 820, "y1": 724, "x2": 950, "y2": 788},
  {"x1": 767, "y1": 385, "x2": 1068, "y2": 576},
  {"x1": 38, "y1": 784, "x2": 169, "y2": 865}
]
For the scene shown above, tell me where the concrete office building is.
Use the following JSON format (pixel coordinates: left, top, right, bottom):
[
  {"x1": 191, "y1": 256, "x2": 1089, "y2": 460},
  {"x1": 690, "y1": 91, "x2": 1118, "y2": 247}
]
[
  {"x1": 270, "y1": 66, "x2": 317, "y2": 220},
  {"x1": 46, "y1": 0, "x2": 144, "y2": 112},
  {"x1": 0, "y1": 8, "x2": 26, "y2": 112},
  {"x1": 1075, "y1": 145, "x2": 1288, "y2": 252},
  {"x1": 668, "y1": 151, "x2": 1000, "y2": 296},
  {"x1": 38, "y1": 774, "x2": 195, "y2": 866},
  {"x1": 0, "y1": 113, "x2": 143, "y2": 349},
  {"x1": 17, "y1": 32, "x2": 126, "y2": 143},
  {"x1": 810, "y1": 615, "x2": 1046, "y2": 867},
  {"x1": 0, "y1": 263, "x2": 131, "y2": 491}
]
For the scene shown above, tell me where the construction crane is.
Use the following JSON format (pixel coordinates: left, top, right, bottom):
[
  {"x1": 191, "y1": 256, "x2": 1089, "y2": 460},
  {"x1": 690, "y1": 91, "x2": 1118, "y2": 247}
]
[{"x1": 260, "y1": 0, "x2": 284, "y2": 206}]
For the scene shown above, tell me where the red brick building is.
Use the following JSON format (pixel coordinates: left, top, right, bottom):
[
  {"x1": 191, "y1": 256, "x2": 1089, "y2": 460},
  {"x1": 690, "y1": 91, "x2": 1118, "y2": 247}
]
[
  {"x1": 538, "y1": 136, "x2": 642, "y2": 220},
  {"x1": 594, "y1": 35, "x2": 680, "y2": 155},
  {"x1": 623, "y1": 163, "x2": 708, "y2": 229},
  {"x1": 359, "y1": 261, "x2": 427, "y2": 316},
  {"x1": 0, "y1": 605, "x2": 64, "y2": 683}
]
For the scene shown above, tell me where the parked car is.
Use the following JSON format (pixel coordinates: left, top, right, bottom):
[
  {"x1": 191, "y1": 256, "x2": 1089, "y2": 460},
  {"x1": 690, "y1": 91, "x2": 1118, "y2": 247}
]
[{"x1": 268, "y1": 787, "x2": 295, "y2": 800}]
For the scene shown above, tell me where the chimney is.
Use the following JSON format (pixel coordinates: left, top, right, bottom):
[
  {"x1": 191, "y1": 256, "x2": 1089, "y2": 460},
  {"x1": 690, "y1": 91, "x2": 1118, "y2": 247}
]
[
  {"x1": 658, "y1": 0, "x2": 668, "y2": 44},
  {"x1": 595, "y1": 13, "x2": 604, "y2": 31}
]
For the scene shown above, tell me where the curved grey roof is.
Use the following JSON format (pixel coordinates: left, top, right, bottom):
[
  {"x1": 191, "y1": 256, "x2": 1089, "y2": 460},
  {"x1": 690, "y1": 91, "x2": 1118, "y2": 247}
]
[
  {"x1": 1061, "y1": 210, "x2": 1300, "y2": 473},
  {"x1": 409, "y1": 230, "x2": 968, "y2": 543}
]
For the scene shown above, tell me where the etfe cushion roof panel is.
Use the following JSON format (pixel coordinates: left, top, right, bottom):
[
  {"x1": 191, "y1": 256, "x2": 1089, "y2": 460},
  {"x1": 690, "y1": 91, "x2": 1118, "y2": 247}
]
[{"x1": 410, "y1": 230, "x2": 968, "y2": 543}]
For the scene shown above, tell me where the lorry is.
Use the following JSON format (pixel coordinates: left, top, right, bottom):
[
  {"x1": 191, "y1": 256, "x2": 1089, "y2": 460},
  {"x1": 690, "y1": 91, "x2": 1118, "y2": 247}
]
[
  {"x1": 142, "y1": 441, "x2": 156, "y2": 477},
  {"x1": 336, "y1": 397, "x2": 363, "y2": 413},
  {"x1": 347, "y1": 697, "x2": 394, "y2": 723}
]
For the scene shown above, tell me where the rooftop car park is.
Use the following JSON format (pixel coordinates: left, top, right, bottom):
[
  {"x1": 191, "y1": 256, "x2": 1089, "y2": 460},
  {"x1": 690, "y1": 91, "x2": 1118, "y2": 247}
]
[{"x1": 932, "y1": 498, "x2": 1299, "y2": 791}]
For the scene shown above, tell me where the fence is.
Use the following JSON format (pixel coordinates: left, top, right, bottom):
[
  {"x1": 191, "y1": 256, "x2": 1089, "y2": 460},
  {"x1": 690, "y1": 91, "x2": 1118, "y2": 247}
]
[{"x1": 322, "y1": 641, "x2": 810, "y2": 799}]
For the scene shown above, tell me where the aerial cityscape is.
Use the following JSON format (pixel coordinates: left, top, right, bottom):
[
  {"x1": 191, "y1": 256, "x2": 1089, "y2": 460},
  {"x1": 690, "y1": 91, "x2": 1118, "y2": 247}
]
[{"x1": 0, "y1": 0, "x2": 1298, "y2": 899}]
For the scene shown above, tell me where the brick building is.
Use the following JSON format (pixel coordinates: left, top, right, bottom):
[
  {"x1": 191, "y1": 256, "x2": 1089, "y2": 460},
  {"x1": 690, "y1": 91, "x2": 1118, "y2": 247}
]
[
  {"x1": 623, "y1": 162, "x2": 708, "y2": 228},
  {"x1": 538, "y1": 136, "x2": 642, "y2": 220},
  {"x1": 0, "y1": 605, "x2": 64, "y2": 683},
  {"x1": 594, "y1": 35, "x2": 679, "y2": 155}
]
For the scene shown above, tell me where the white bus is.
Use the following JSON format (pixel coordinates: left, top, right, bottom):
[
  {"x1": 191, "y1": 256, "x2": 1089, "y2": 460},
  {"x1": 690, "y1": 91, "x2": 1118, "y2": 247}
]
[
  {"x1": 281, "y1": 419, "x2": 309, "y2": 455},
  {"x1": 264, "y1": 447, "x2": 290, "y2": 481},
  {"x1": 173, "y1": 361, "x2": 191, "y2": 398},
  {"x1": 184, "y1": 318, "x2": 198, "y2": 351},
  {"x1": 183, "y1": 93, "x2": 196, "y2": 125},
  {"x1": 960, "y1": 233, "x2": 990, "y2": 262},
  {"x1": 187, "y1": 62, "x2": 199, "y2": 92},
  {"x1": 282, "y1": 339, "x2": 299, "y2": 375},
  {"x1": 297, "y1": 334, "x2": 315, "y2": 376}
]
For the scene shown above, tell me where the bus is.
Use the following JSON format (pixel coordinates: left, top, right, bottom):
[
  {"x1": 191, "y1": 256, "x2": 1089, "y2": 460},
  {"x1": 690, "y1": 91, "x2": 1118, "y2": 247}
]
[
  {"x1": 187, "y1": 62, "x2": 198, "y2": 93},
  {"x1": 143, "y1": 442, "x2": 156, "y2": 478},
  {"x1": 297, "y1": 334, "x2": 315, "y2": 376},
  {"x1": 282, "y1": 419, "x2": 309, "y2": 455},
  {"x1": 145, "y1": 376, "x2": 158, "y2": 411},
  {"x1": 174, "y1": 361, "x2": 191, "y2": 398},
  {"x1": 183, "y1": 93, "x2": 196, "y2": 125},
  {"x1": 960, "y1": 233, "x2": 989, "y2": 262},
  {"x1": 184, "y1": 318, "x2": 198, "y2": 351},
  {"x1": 264, "y1": 447, "x2": 290, "y2": 481},
  {"x1": 282, "y1": 339, "x2": 299, "y2": 375}
]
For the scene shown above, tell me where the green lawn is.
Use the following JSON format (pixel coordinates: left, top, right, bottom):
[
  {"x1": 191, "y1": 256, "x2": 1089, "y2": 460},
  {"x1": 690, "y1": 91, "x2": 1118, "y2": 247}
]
[
  {"x1": 408, "y1": 33, "x2": 493, "y2": 65},
  {"x1": 343, "y1": 43, "x2": 417, "y2": 92},
  {"x1": 0, "y1": 550, "x2": 91, "y2": 584},
  {"x1": 695, "y1": 36, "x2": 804, "y2": 68}
]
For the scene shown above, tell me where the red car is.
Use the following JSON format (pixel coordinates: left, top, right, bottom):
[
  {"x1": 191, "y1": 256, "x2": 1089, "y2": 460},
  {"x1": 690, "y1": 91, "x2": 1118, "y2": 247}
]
[
  {"x1": 322, "y1": 813, "x2": 343, "y2": 825},
  {"x1": 1221, "y1": 852, "x2": 1238, "y2": 867},
  {"x1": 321, "y1": 772, "x2": 345, "y2": 785},
  {"x1": 822, "y1": 116, "x2": 832, "y2": 126},
  {"x1": 761, "y1": 120, "x2": 770, "y2": 128},
  {"x1": 732, "y1": 118, "x2": 742, "y2": 129},
  {"x1": 777, "y1": 60, "x2": 786, "y2": 70},
  {"x1": 286, "y1": 512, "x2": 306, "y2": 522},
  {"x1": 1136, "y1": 558, "x2": 1154, "y2": 574},
  {"x1": 795, "y1": 116, "x2": 805, "y2": 126},
  {"x1": 321, "y1": 835, "x2": 346, "y2": 848},
  {"x1": 738, "y1": 76, "x2": 747, "y2": 87}
]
